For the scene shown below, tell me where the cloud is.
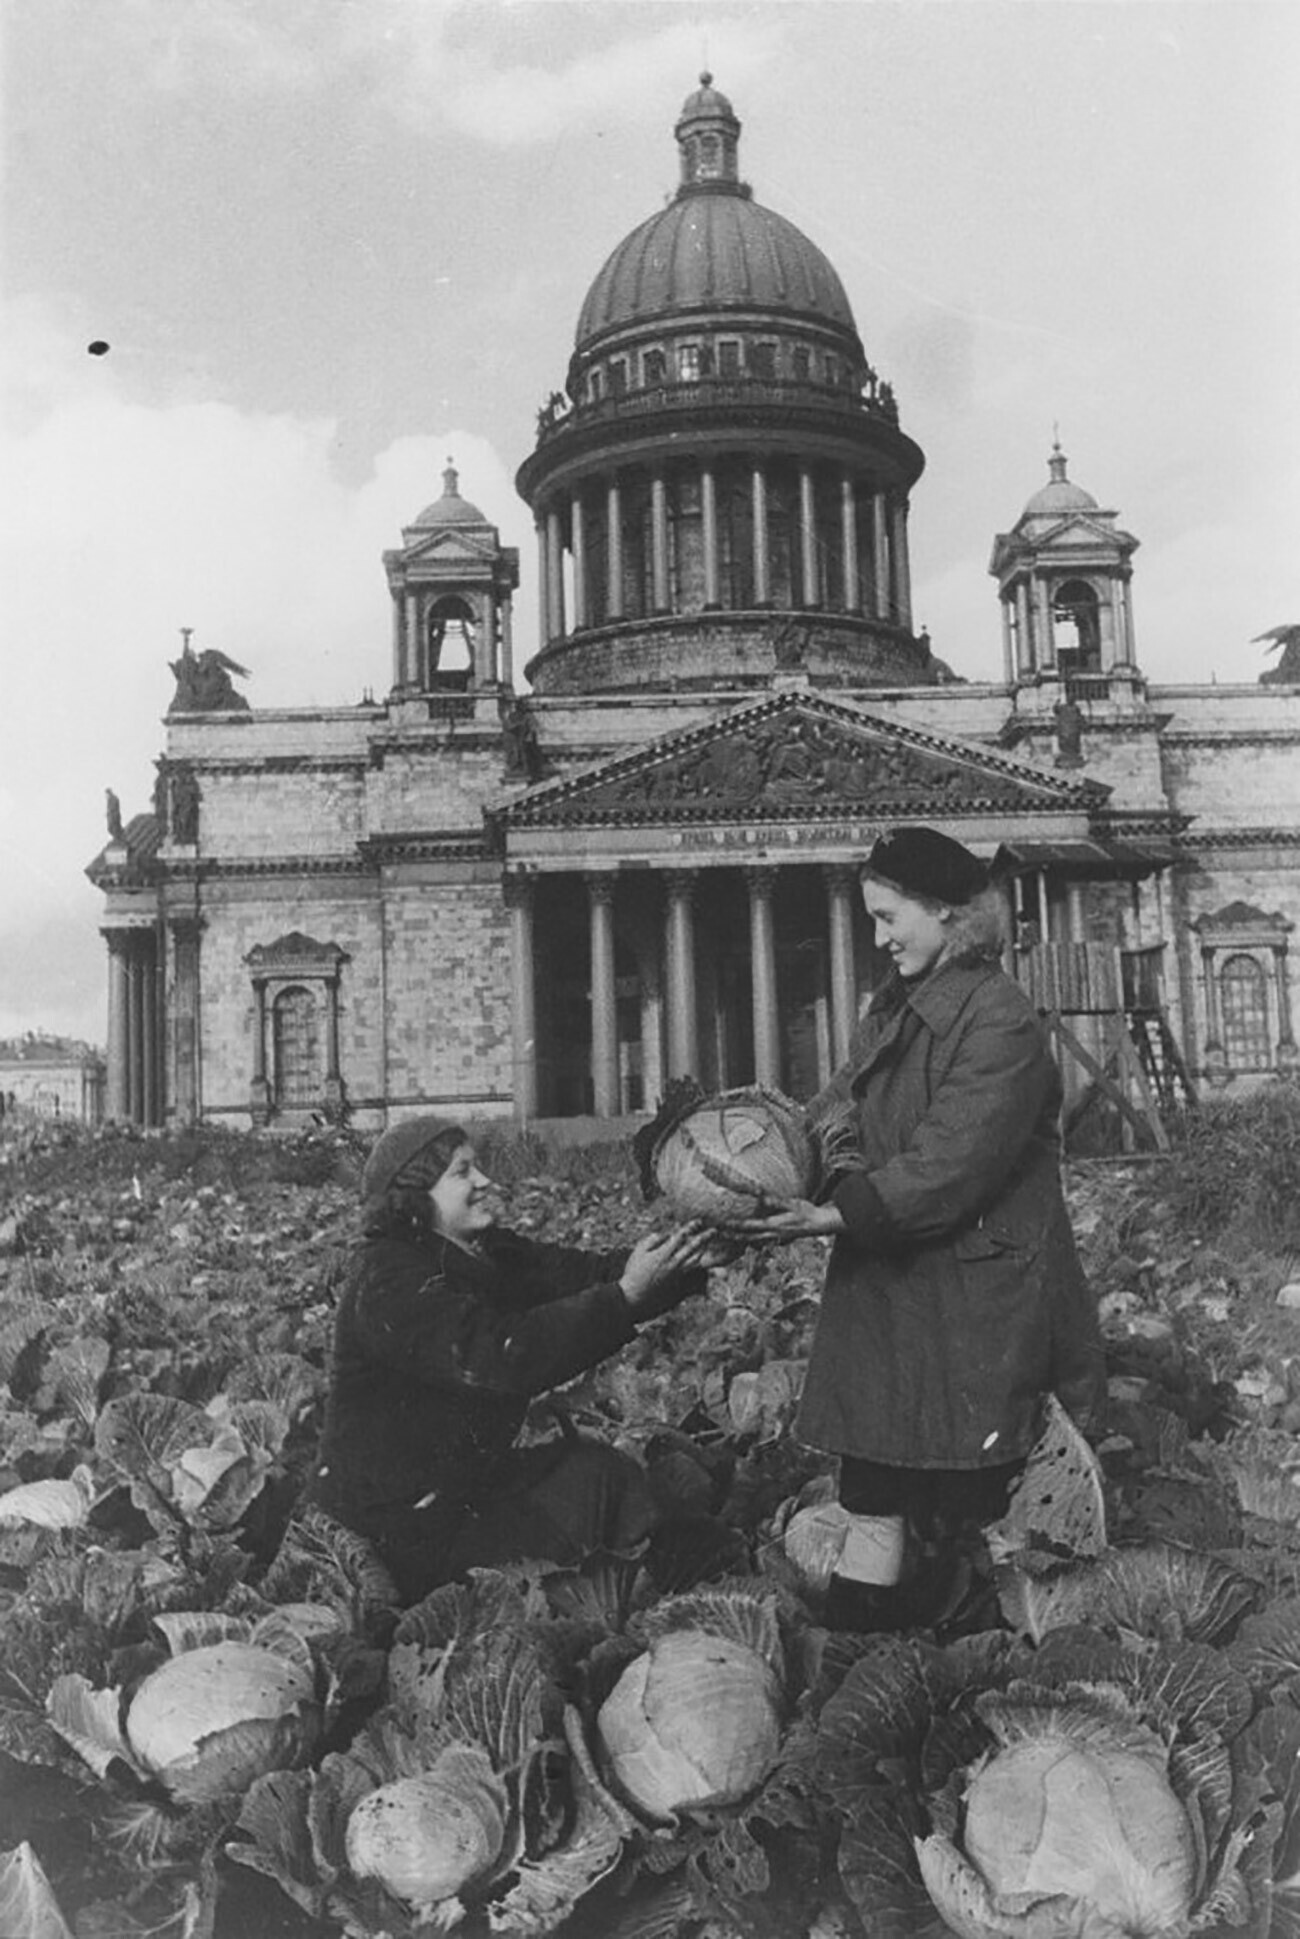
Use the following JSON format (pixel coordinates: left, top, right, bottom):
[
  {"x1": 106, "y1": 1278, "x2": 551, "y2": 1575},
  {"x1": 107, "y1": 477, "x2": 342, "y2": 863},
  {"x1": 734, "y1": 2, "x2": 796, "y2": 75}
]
[{"x1": 1, "y1": 295, "x2": 534, "y2": 1044}]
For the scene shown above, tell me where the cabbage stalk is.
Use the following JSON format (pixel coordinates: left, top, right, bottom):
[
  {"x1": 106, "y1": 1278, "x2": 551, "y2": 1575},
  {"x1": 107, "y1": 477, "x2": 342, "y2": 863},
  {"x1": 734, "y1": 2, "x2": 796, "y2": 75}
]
[
  {"x1": 597, "y1": 1629, "x2": 783, "y2": 1820},
  {"x1": 344, "y1": 1746, "x2": 508, "y2": 1913},
  {"x1": 917, "y1": 1707, "x2": 1197, "y2": 1939}
]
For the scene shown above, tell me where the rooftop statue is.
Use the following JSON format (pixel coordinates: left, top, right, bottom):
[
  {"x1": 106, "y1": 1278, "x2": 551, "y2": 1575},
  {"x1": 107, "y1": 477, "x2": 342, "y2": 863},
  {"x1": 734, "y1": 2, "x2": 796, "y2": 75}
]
[
  {"x1": 168, "y1": 640, "x2": 251, "y2": 713},
  {"x1": 1257, "y1": 624, "x2": 1300, "y2": 686}
]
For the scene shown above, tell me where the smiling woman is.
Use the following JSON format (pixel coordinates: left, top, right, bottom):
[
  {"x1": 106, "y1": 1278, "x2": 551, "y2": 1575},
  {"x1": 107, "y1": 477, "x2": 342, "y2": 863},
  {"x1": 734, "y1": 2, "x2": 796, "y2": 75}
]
[
  {"x1": 735, "y1": 827, "x2": 1105, "y2": 1633},
  {"x1": 303, "y1": 1114, "x2": 717, "y2": 1601}
]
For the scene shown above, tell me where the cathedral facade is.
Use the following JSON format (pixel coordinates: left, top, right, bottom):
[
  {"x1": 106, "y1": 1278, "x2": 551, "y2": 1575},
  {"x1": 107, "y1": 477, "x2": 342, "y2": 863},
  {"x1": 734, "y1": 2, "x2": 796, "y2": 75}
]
[{"x1": 89, "y1": 80, "x2": 1300, "y2": 1134}]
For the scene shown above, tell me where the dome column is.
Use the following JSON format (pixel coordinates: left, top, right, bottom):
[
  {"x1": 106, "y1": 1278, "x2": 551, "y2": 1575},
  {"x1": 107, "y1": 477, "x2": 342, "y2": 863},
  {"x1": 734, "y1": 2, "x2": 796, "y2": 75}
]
[
  {"x1": 751, "y1": 464, "x2": 772, "y2": 605},
  {"x1": 498, "y1": 599, "x2": 513, "y2": 688},
  {"x1": 1000, "y1": 598, "x2": 1015, "y2": 684},
  {"x1": 651, "y1": 474, "x2": 671, "y2": 613},
  {"x1": 872, "y1": 494, "x2": 890, "y2": 621},
  {"x1": 546, "y1": 507, "x2": 566, "y2": 640},
  {"x1": 606, "y1": 478, "x2": 624, "y2": 620},
  {"x1": 701, "y1": 463, "x2": 720, "y2": 607},
  {"x1": 571, "y1": 492, "x2": 588, "y2": 632},
  {"x1": 799, "y1": 467, "x2": 820, "y2": 607},
  {"x1": 840, "y1": 474, "x2": 861, "y2": 613},
  {"x1": 890, "y1": 496, "x2": 913, "y2": 630}
]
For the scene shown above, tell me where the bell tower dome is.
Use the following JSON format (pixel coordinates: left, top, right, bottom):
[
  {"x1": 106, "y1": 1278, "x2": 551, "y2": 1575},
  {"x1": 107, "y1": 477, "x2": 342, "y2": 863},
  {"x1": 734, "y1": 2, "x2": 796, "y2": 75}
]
[{"x1": 990, "y1": 441, "x2": 1141, "y2": 688}]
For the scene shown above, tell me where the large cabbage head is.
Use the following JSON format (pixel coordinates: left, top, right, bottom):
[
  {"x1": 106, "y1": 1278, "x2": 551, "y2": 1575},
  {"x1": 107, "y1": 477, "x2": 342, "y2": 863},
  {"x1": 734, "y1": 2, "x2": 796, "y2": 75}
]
[
  {"x1": 917, "y1": 1698, "x2": 1197, "y2": 1938},
  {"x1": 652, "y1": 1088, "x2": 816, "y2": 1224},
  {"x1": 597, "y1": 1629, "x2": 783, "y2": 1820},
  {"x1": 344, "y1": 1745, "x2": 508, "y2": 1914},
  {"x1": 48, "y1": 1612, "x2": 323, "y2": 1809}
]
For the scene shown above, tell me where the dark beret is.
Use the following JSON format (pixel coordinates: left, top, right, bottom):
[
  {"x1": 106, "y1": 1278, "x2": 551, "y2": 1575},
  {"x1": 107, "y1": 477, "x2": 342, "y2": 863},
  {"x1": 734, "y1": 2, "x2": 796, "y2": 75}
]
[{"x1": 863, "y1": 826, "x2": 989, "y2": 906}]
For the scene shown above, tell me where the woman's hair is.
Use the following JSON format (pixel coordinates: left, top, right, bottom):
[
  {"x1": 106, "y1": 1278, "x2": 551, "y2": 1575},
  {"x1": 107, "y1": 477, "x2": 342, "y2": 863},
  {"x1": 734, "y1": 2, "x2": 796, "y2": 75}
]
[{"x1": 860, "y1": 867, "x2": 1009, "y2": 965}]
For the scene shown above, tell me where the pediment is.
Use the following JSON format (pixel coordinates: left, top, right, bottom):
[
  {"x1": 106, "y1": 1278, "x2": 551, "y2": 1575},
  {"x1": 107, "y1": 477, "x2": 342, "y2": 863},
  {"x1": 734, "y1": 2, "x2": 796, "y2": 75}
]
[
  {"x1": 501, "y1": 691, "x2": 1108, "y2": 830},
  {"x1": 398, "y1": 529, "x2": 500, "y2": 566},
  {"x1": 1196, "y1": 900, "x2": 1292, "y2": 934}
]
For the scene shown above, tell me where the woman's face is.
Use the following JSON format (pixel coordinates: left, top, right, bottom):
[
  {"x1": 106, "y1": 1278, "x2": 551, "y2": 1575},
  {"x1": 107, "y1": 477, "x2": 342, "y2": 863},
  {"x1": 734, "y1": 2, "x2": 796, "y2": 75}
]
[
  {"x1": 862, "y1": 878, "x2": 951, "y2": 979},
  {"x1": 428, "y1": 1142, "x2": 497, "y2": 1245}
]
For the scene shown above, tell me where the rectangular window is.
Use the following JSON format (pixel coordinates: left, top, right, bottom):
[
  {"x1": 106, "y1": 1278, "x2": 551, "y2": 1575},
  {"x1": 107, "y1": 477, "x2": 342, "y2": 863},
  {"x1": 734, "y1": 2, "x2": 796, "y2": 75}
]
[
  {"x1": 678, "y1": 343, "x2": 702, "y2": 382},
  {"x1": 792, "y1": 346, "x2": 811, "y2": 382},
  {"x1": 643, "y1": 348, "x2": 666, "y2": 385},
  {"x1": 718, "y1": 340, "x2": 741, "y2": 377},
  {"x1": 749, "y1": 341, "x2": 776, "y2": 379},
  {"x1": 609, "y1": 360, "x2": 627, "y2": 395}
]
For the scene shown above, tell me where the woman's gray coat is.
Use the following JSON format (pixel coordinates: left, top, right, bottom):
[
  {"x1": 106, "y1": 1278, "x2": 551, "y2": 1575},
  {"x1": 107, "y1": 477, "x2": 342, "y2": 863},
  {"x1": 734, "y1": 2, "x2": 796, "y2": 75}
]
[{"x1": 798, "y1": 956, "x2": 1104, "y2": 1471}]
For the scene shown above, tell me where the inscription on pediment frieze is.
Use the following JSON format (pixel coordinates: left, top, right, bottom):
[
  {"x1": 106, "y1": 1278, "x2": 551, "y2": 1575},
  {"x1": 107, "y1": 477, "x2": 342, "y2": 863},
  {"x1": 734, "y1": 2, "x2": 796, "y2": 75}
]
[{"x1": 572, "y1": 715, "x2": 1034, "y2": 818}]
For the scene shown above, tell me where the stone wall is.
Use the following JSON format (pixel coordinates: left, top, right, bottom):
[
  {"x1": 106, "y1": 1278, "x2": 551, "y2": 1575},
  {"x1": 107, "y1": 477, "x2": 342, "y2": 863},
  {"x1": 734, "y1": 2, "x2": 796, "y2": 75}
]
[{"x1": 380, "y1": 866, "x2": 513, "y2": 1115}]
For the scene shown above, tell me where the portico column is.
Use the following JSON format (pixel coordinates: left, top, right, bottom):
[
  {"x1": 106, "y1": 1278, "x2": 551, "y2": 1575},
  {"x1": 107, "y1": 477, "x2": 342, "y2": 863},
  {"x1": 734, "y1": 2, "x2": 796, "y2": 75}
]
[
  {"x1": 872, "y1": 494, "x2": 890, "y2": 620},
  {"x1": 751, "y1": 464, "x2": 771, "y2": 605},
  {"x1": 505, "y1": 876, "x2": 538, "y2": 1121},
  {"x1": 546, "y1": 508, "x2": 565, "y2": 640},
  {"x1": 664, "y1": 871, "x2": 699, "y2": 1078},
  {"x1": 799, "y1": 466, "x2": 819, "y2": 607},
  {"x1": 651, "y1": 473, "x2": 670, "y2": 613},
  {"x1": 840, "y1": 474, "x2": 860, "y2": 611},
  {"x1": 570, "y1": 492, "x2": 588, "y2": 631},
  {"x1": 825, "y1": 866, "x2": 858, "y2": 1066},
  {"x1": 390, "y1": 595, "x2": 405, "y2": 690},
  {"x1": 890, "y1": 496, "x2": 912, "y2": 630},
  {"x1": 745, "y1": 868, "x2": 780, "y2": 1086},
  {"x1": 535, "y1": 519, "x2": 549, "y2": 647},
  {"x1": 701, "y1": 463, "x2": 720, "y2": 608},
  {"x1": 606, "y1": 478, "x2": 624, "y2": 620},
  {"x1": 324, "y1": 976, "x2": 343, "y2": 1109},
  {"x1": 587, "y1": 875, "x2": 619, "y2": 1118},
  {"x1": 105, "y1": 933, "x2": 129, "y2": 1121},
  {"x1": 1066, "y1": 881, "x2": 1085, "y2": 942},
  {"x1": 1118, "y1": 578, "x2": 1136, "y2": 664}
]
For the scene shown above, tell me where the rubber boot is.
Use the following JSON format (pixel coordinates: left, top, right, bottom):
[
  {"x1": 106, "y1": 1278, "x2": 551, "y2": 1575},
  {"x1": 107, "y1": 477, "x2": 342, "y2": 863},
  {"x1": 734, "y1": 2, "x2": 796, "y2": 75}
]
[{"x1": 822, "y1": 1572, "x2": 911, "y2": 1635}]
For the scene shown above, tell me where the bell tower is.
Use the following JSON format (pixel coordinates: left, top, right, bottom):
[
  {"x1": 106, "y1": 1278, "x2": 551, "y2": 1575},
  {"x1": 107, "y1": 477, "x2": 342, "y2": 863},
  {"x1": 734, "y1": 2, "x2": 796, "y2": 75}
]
[
  {"x1": 382, "y1": 461, "x2": 520, "y2": 698},
  {"x1": 990, "y1": 442, "x2": 1141, "y2": 688}
]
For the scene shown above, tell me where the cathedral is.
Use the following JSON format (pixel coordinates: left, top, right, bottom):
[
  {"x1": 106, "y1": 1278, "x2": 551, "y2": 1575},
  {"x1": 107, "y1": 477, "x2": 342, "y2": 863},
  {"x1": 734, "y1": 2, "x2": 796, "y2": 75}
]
[{"x1": 88, "y1": 78, "x2": 1300, "y2": 1136}]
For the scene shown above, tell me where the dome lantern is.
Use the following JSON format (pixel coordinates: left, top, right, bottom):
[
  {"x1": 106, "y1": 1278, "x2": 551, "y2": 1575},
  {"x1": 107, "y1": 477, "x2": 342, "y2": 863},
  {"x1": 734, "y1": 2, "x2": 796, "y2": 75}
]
[{"x1": 675, "y1": 71, "x2": 742, "y2": 191}]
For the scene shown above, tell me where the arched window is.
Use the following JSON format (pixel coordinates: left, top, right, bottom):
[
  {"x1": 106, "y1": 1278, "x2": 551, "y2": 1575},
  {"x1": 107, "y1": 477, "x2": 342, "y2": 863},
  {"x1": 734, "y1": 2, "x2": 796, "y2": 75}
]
[
  {"x1": 1220, "y1": 953, "x2": 1270, "y2": 1070},
  {"x1": 1052, "y1": 579, "x2": 1102, "y2": 670},
  {"x1": 272, "y1": 986, "x2": 320, "y2": 1107},
  {"x1": 426, "y1": 596, "x2": 476, "y2": 689}
]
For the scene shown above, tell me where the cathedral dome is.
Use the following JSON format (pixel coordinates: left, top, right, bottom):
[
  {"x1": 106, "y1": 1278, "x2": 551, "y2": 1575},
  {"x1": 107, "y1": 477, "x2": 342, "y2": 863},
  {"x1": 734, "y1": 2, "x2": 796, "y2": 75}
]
[
  {"x1": 411, "y1": 461, "x2": 485, "y2": 529},
  {"x1": 1021, "y1": 442, "x2": 1098, "y2": 519},
  {"x1": 575, "y1": 75, "x2": 858, "y2": 349}
]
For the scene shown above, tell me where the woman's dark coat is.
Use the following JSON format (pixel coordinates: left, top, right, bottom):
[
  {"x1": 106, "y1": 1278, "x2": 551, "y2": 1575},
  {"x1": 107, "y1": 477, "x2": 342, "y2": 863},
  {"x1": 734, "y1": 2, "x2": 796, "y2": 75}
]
[
  {"x1": 305, "y1": 1222, "x2": 644, "y2": 1593},
  {"x1": 798, "y1": 955, "x2": 1104, "y2": 1471}
]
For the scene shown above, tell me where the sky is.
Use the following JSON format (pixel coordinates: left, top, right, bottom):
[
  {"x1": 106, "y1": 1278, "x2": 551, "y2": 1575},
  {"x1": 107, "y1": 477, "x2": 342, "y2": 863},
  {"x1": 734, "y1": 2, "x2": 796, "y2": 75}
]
[{"x1": 4, "y1": 0, "x2": 1298, "y2": 1050}]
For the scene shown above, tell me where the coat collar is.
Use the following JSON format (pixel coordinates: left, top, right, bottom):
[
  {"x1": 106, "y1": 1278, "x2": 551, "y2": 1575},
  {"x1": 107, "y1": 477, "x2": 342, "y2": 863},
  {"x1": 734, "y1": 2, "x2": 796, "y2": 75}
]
[{"x1": 865, "y1": 956, "x2": 999, "y2": 1044}]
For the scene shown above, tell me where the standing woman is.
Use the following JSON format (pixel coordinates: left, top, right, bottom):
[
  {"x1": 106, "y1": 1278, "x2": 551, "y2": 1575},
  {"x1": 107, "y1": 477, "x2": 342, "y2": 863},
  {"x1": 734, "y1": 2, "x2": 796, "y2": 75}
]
[
  {"x1": 740, "y1": 827, "x2": 1104, "y2": 1631},
  {"x1": 305, "y1": 1117, "x2": 714, "y2": 1603}
]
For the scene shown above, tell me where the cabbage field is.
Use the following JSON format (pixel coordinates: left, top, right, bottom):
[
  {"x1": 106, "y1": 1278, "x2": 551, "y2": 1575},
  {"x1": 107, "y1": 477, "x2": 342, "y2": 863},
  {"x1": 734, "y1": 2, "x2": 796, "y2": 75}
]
[{"x1": 4, "y1": 1090, "x2": 1300, "y2": 1939}]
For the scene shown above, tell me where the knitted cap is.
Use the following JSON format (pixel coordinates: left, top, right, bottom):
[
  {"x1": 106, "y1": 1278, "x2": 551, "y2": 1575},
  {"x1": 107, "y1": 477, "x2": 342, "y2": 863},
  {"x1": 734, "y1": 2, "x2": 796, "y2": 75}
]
[
  {"x1": 863, "y1": 827, "x2": 989, "y2": 907},
  {"x1": 360, "y1": 1115, "x2": 465, "y2": 1204}
]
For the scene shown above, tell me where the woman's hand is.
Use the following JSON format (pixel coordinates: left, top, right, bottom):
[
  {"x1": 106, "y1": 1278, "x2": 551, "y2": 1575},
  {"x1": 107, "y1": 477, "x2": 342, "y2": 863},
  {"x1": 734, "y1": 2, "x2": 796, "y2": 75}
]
[
  {"x1": 619, "y1": 1222, "x2": 715, "y2": 1315},
  {"x1": 726, "y1": 1197, "x2": 846, "y2": 1241}
]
